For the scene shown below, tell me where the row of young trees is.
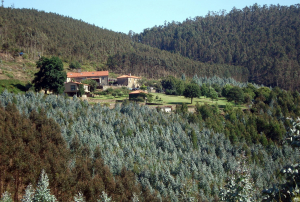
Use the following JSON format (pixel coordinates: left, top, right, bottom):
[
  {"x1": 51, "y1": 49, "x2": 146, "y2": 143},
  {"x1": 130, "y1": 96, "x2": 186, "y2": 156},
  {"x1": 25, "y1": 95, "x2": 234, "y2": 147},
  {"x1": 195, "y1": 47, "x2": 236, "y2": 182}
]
[
  {"x1": 161, "y1": 75, "x2": 261, "y2": 105},
  {"x1": 0, "y1": 89, "x2": 299, "y2": 201}
]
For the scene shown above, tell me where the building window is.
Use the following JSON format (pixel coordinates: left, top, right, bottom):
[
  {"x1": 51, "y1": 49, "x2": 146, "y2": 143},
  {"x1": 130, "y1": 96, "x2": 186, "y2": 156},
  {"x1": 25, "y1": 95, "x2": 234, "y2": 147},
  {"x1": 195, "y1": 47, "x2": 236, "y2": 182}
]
[{"x1": 71, "y1": 85, "x2": 76, "y2": 91}]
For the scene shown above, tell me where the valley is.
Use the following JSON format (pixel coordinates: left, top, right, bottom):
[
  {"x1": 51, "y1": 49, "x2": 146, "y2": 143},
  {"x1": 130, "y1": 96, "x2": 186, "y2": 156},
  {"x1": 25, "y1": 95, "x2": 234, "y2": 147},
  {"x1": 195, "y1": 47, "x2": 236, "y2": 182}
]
[{"x1": 0, "y1": 3, "x2": 299, "y2": 201}]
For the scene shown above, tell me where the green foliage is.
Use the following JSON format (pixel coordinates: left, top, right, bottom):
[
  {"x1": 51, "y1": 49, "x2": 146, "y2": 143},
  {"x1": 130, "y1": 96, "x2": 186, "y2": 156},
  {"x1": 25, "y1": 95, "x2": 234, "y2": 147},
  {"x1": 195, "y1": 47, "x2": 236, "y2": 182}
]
[
  {"x1": 69, "y1": 61, "x2": 81, "y2": 70},
  {"x1": 222, "y1": 84, "x2": 233, "y2": 97},
  {"x1": 33, "y1": 56, "x2": 66, "y2": 94},
  {"x1": 161, "y1": 76, "x2": 187, "y2": 95},
  {"x1": 133, "y1": 4, "x2": 300, "y2": 90},
  {"x1": 97, "y1": 192, "x2": 112, "y2": 202},
  {"x1": 0, "y1": 97, "x2": 159, "y2": 202},
  {"x1": 191, "y1": 129, "x2": 198, "y2": 149},
  {"x1": 146, "y1": 93, "x2": 153, "y2": 103},
  {"x1": 94, "y1": 87, "x2": 130, "y2": 98},
  {"x1": 262, "y1": 118, "x2": 300, "y2": 201},
  {"x1": 256, "y1": 87, "x2": 271, "y2": 102},
  {"x1": 33, "y1": 170, "x2": 57, "y2": 202},
  {"x1": 0, "y1": 7, "x2": 249, "y2": 82},
  {"x1": 175, "y1": 103, "x2": 188, "y2": 115},
  {"x1": 74, "y1": 192, "x2": 85, "y2": 202},
  {"x1": 78, "y1": 84, "x2": 85, "y2": 97},
  {"x1": 0, "y1": 192, "x2": 13, "y2": 202},
  {"x1": 183, "y1": 83, "x2": 201, "y2": 103},
  {"x1": 201, "y1": 83, "x2": 209, "y2": 97},
  {"x1": 220, "y1": 152, "x2": 254, "y2": 202},
  {"x1": 227, "y1": 86, "x2": 245, "y2": 104},
  {"x1": 21, "y1": 184, "x2": 35, "y2": 202},
  {"x1": 140, "y1": 84, "x2": 147, "y2": 90},
  {"x1": 5, "y1": 72, "x2": 14, "y2": 79},
  {"x1": 2, "y1": 86, "x2": 300, "y2": 201},
  {"x1": 81, "y1": 79, "x2": 97, "y2": 92},
  {"x1": 176, "y1": 80, "x2": 185, "y2": 95},
  {"x1": 0, "y1": 79, "x2": 30, "y2": 94},
  {"x1": 161, "y1": 76, "x2": 177, "y2": 95},
  {"x1": 208, "y1": 87, "x2": 218, "y2": 101}
]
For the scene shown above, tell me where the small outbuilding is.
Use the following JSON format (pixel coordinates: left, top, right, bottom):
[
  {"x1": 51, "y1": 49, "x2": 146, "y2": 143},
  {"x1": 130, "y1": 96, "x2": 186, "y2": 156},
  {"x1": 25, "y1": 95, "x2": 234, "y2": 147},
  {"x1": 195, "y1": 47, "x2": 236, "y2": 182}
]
[{"x1": 160, "y1": 106, "x2": 173, "y2": 113}]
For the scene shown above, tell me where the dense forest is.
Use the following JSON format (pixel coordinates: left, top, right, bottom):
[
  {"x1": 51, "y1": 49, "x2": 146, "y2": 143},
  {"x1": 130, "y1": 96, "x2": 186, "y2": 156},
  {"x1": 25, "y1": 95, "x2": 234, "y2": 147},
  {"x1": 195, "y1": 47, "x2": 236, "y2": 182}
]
[
  {"x1": 133, "y1": 4, "x2": 300, "y2": 90},
  {"x1": 0, "y1": 86, "x2": 300, "y2": 201},
  {"x1": 1, "y1": 3, "x2": 300, "y2": 201},
  {"x1": 0, "y1": 7, "x2": 248, "y2": 82},
  {"x1": 0, "y1": 100, "x2": 161, "y2": 201},
  {"x1": 2, "y1": 4, "x2": 299, "y2": 88}
]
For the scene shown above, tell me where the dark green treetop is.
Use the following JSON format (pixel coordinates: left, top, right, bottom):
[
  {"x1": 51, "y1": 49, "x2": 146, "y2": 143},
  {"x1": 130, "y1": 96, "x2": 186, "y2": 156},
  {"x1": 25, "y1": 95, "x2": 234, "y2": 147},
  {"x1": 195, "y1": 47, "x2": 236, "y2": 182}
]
[
  {"x1": 183, "y1": 83, "x2": 201, "y2": 104},
  {"x1": 227, "y1": 86, "x2": 245, "y2": 105},
  {"x1": 33, "y1": 56, "x2": 66, "y2": 94}
]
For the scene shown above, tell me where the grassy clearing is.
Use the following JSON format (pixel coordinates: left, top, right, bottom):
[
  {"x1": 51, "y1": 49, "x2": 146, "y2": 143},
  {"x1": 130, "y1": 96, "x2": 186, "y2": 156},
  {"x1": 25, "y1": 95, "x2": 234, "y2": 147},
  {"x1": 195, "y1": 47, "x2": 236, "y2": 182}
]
[
  {"x1": 88, "y1": 92, "x2": 246, "y2": 110},
  {"x1": 0, "y1": 79, "x2": 30, "y2": 94},
  {"x1": 151, "y1": 93, "x2": 245, "y2": 109},
  {"x1": 91, "y1": 96, "x2": 128, "y2": 101}
]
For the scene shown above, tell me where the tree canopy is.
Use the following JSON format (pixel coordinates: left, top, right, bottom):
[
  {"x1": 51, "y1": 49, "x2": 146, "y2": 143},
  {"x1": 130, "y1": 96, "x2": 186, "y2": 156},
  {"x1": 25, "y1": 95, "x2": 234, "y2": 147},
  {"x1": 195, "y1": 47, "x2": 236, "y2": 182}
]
[
  {"x1": 183, "y1": 83, "x2": 201, "y2": 103},
  {"x1": 32, "y1": 56, "x2": 66, "y2": 94},
  {"x1": 227, "y1": 86, "x2": 245, "y2": 104}
]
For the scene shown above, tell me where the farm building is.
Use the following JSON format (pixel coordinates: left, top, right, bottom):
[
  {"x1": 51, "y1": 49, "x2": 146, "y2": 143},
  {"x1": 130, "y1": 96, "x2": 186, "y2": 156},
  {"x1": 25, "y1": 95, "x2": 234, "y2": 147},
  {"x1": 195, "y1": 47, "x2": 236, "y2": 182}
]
[
  {"x1": 64, "y1": 82, "x2": 90, "y2": 97},
  {"x1": 117, "y1": 74, "x2": 141, "y2": 88},
  {"x1": 67, "y1": 71, "x2": 109, "y2": 87}
]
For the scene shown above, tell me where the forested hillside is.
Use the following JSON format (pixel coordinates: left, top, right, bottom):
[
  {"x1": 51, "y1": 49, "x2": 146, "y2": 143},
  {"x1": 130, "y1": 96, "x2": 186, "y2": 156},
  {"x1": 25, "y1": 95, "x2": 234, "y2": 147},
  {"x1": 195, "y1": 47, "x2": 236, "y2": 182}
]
[
  {"x1": 1, "y1": 4, "x2": 300, "y2": 89},
  {"x1": 1, "y1": 89, "x2": 300, "y2": 201},
  {"x1": 0, "y1": 7, "x2": 248, "y2": 81},
  {"x1": 0, "y1": 7, "x2": 131, "y2": 64},
  {"x1": 133, "y1": 4, "x2": 300, "y2": 90},
  {"x1": 0, "y1": 101, "x2": 161, "y2": 201}
]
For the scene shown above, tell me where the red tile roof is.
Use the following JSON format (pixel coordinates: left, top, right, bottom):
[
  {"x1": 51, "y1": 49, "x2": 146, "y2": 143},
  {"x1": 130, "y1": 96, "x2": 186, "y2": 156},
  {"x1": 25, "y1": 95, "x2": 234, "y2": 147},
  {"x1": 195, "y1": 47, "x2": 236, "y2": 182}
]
[
  {"x1": 67, "y1": 71, "x2": 109, "y2": 78},
  {"x1": 129, "y1": 90, "x2": 147, "y2": 94},
  {"x1": 117, "y1": 75, "x2": 141, "y2": 79}
]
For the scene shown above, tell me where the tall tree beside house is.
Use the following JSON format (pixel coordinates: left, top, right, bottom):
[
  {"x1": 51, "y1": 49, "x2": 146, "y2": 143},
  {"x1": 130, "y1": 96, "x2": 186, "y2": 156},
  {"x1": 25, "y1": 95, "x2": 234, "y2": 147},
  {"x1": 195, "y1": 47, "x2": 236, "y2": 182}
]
[
  {"x1": 78, "y1": 84, "x2": 85, "y2": 97},
  {"x1": 32, "y1": 56, "x2": 66, "y2": 94},
  {"x1": 82, "y1": 79, "x2": 97, "y2": 92}
]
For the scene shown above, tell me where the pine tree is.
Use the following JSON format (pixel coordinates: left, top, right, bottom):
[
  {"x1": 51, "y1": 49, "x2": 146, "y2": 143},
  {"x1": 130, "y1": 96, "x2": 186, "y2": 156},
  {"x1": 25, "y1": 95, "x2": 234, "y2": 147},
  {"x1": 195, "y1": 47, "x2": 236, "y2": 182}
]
[
  {"x1": 97, "y1": 191, "x2": 112, "y2": 202},
  {"x1": 21, "y1": 184, "x2": 35, "y2": 202},
  {"x1": 0, "y1": 192, "x2": 13, "y2": 202},
  {"x1": 33, "y1": 170, "x2": 57, "y2": 202},
  {"x1": 74, "y1": 192, "x2": 85, "y2": 202}
]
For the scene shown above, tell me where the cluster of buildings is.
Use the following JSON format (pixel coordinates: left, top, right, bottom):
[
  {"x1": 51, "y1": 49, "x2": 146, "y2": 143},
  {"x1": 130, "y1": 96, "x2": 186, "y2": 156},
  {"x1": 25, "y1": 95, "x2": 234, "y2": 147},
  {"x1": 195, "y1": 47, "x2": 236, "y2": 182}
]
[
  {"x1": 64, "y1": 71, "x2": 141, "y2": 97},
  {"x1": 64, "y1": 70, "x2": 173, "y2": 113}
]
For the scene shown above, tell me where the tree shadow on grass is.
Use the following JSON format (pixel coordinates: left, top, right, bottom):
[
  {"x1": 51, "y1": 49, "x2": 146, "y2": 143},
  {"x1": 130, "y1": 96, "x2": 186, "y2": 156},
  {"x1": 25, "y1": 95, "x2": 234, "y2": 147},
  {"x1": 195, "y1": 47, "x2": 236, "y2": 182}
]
[
  {"x1": 167, "y1": 102, "x2": 189, "y2": 105},
  {"x1": 12, "y1": 84, "x2": 27, "y2": 92}
]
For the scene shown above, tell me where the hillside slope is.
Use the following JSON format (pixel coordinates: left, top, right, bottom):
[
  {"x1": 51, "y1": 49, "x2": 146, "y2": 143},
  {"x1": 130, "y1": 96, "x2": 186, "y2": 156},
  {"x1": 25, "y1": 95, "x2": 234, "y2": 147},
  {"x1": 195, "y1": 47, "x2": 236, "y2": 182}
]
[
  {"x1": 133, "y1": 4, "x2": 300, "y2": 90},
  {"x1": 0, "y1": 7, "x2": 248, "y2": 82}
]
